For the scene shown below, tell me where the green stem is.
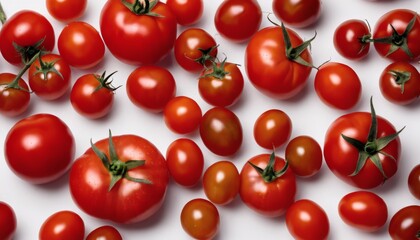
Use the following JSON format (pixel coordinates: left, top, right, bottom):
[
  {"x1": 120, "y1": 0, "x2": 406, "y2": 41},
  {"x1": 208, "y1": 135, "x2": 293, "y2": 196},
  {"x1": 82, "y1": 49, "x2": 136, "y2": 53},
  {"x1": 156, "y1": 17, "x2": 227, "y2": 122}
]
[
  {"x1": 7, "y1": 51, "x2": 40, "y2": 89},
  {"x1": 0, "y1": 2, "x2": 6, "y2": 24}
]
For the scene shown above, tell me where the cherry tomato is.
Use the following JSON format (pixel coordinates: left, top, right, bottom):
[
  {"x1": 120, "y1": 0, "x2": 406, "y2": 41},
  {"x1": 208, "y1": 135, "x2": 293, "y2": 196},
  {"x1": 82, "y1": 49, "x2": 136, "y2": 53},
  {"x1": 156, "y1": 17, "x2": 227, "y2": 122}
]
[
  {"x1": 166, "y1": 138, "x2": 204, "y2": 187},
  {"x1": 333, "y1": 19, "x2": 371, "y2": 60},
  {"x1": 0, "y1": 73, "x2": 30, "y2": 117},
  {"x1": 253, "y1": 109, "x2": 292, "y2": 150},
  {"x1": 286, "y1": 199, "x2": 329, "y2": 240},
  {"x1": 0, "y1": 202, "x2": 16, "y2": 240},
  {"x1": 126, "y1": 65, "x2": 176, "y2": 113},
  {"x1": 39, "y1": 210, "x2": 84, "y2": 240},
  {"x1": 214, "y1": 0, "x2": 262, "y2": 42},
  {"x1": 166, "y1": 0, "x2": 203, "y2": 26},
  {"x1": 285, "y1": 135, "x2": 322, "y2": 177},
  {"x1": 58, "y1": 21, "x2": 105, "y2": 69},
  {"x1": 388, "y1": 205, "x2": 420, "y2": 240},
  {"x1": 314, "y1": 62, "x2": 362, "y2": 110},
  {"x1": 379, "y1": 61, "x2": 420, "y2": 105},
  {"x1": 408, "y1": 164, "x2": 420, "y2": 200},
  {"x1": 5, "y1": 113, "x2": 75, "y2": 184},
  {"x1": 86, "y1": 225, "x2": 123, "y2": 240},
  {"x1": 163, "y1": 96, "x2": 202, "y2": 134},
  {"x1": 46, "y1": 0, "x2": 87, "y2": 22},
  {"x1": 200, "y1": 107, "x2": 243, "y2": 156},
  {"x1": 180, "y1": 198, "x2": 220, "y2": 240},
  {"x1": 203, "y1": 160, "x2": 240, "y2": 205},
  {"x1": 272, "y1": 0, "x2": 321, "y2": 28}
]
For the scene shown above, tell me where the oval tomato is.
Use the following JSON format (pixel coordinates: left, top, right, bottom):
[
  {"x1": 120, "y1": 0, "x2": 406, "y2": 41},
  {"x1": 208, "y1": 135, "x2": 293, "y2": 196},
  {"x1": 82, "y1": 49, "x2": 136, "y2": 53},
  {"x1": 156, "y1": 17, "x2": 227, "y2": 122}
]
[
  {"x1": 272, "y1": 0, "x2": 321, "y2": 28},
  {"x1": 0, "y1": 202, "x2": 16, "y2": 240},
  {"x1": 0, "y1": 73, "x2": 31, "y2": 117},
  {"x1": 163, "y1": 96, "x2": 202, "y2": 134},
  {"x1": 39, "y1": 210, "x2": 84, "y2": 240},
  {"x1": 100, "y1": 0, "x2": 177, "y2": 65},
  {"x1": 389, "y1": 205, "x2": 420, "y2": 240},
  {"x1": 69, "y1": 132, "x2": 169, "y2": 224},
  {"x1": 5, "y1": 113, "x2": 75, "y2": 184},
  {"x1": 166, "y1": 0, "x2": 203, "y2": 26},
  {"x1": 46, "y1": 0, "x2": 87, "y2": 22},
  {"x1": 408, "y1": 164, "x2": 420, "y2": 200},
  {"x1": 86, "y1": 225, "x2": 123, "y2": 240},
  {"x1": 285, "y1": 135, "x2": 323, "y2": 177},
  {"x1": 253, "y1": 109, "x2": 292, "y2": 150},
  {"x1": 333, "y1": 19, "x2": 371, "y2": 60}
]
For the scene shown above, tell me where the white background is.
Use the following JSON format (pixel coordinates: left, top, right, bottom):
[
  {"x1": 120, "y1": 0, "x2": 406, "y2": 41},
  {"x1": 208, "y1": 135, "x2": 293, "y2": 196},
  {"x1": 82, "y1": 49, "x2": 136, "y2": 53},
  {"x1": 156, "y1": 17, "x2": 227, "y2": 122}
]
[{"x1": 1, "y1": 0, "x2": 419, "y2": 239}]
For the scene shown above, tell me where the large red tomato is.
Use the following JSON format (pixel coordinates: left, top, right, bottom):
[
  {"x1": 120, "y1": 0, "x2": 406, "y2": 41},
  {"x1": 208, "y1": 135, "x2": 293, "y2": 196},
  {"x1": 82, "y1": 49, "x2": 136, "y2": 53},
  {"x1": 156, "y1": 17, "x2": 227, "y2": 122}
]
[
  {"x1": 100, "y1": 0, "x2": 177, "y2": 65},
  {"x1": 69, "y1": 131, "x2": 169, "y2": 224}
]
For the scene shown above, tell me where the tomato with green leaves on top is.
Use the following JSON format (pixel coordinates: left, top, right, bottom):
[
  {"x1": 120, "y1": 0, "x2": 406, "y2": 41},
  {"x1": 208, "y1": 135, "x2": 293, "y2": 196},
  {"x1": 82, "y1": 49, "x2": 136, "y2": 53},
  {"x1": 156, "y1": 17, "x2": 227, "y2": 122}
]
[
  {"x1": 333, "y1": 19, "x2": 371, "y2": 60},
  {"x1": 0, "y1": 73, "x2": 31, "y2": 117},
  {"x1": 86, "y1": 225, "x2": 123, "y2": 240},
  {"x1": 0, "y1": 202, "x2": 16, "y2": 240},
  {"x1": 39, "y1": 210, "x2": 84, "y2": 240}
]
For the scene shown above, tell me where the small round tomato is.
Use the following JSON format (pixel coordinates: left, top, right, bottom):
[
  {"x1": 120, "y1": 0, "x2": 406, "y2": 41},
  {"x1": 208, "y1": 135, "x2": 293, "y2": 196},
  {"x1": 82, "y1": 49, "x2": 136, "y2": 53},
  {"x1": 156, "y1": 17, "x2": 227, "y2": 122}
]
[
  {"x1": 180, "y1": 198, "x2": 220, "y2": 240},
  {"x1": 39, "y1": 210, "x2": 84, "y2": 240},
  {"x1": 285, "y1": 135, "x2": 322, "y2": 177},
  {"x1": 166, "y1": 0, "x2": 203, "y2": 26},
  {"x1": 46, "y1": 0, "x2": 87, "y2": 22},
  {"x1": 214, "y1": 0, "x2": 262, "y2": 42},
  {"x1": 86, "y1": 225, "x2": 122, "y2": 240},
  {"x1": 166, "y1": 138, "x2": 204, "y2": 187},
  {"x1": 286, "y1": 199, "x2": 329, "y2": 240},
  {"x1": 408, "y1": 164, "x2": 420, "y2": 200},
  {"x1": 0, "y1": 73, "x2": 31, "y2": 117},
  {"x1": 253, "y1": 109, "x2": 292, "y2": 150},
  {"x1": 28, "y1": 53, "x2": 71, "y2": 100},
  {"x1": 272, "y1": 0, "x2": 321, "y2": 28},
  {"x1": 379, "y1": 61, "x2": 420, "y2": 105},
  {"x1": 338, "y1": 191, "x2": 388, "y2": 232},
  {"x1": 203, "y1": 160, "x2": 240, "y2": 205},
  {"x1": 333, "y1": 19, "x2": 371, "y2": 60},
  {"x1": 200, "y1": 107, "x2": 243, "y2": 156},
  {"x1": 163, "y1": 96, "x2": 202, "y2": 134},
  {"x1": 70, "y1": 71, "x2": 119, "y2": 119},
  {"x1": 389, "y1": 205, "x2": 420, "y2": 240},
  {"x1": 58, "y1": 21, "x2": 105, "y2": 69},
  {"x1": 126, "y1": 65, "x2": 176, "y2": 113},
  {"x1": 0, "y1": 202, "x2": 16, "y2": 240},
  {"x1": 314, "y1": 62, "x2": 362, "y2": 110}
]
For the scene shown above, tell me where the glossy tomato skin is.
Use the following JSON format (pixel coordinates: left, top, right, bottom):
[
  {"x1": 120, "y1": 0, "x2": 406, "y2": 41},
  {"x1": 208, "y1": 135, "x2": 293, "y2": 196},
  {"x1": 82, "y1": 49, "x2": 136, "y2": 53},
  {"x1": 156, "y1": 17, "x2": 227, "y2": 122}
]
[
  {"x1": 245, "y1": 26, "x2": 312, "y2": 99},
  {"x1": 200, "y1": 107, "x2": 243, "y2": 156},
  {"x1": 314, "y1": 62, "x2": 362, "y2": 110},
  {"x1": 253, "y1": 109, "x2": 292, "y2": 150},
  {"x1": 286, "y1": 199, "x2": 329, "y2": 240},
  {"x1": 334, "y1": 19, "x2": 371, "y2": 60},
  {"x1": 86, "y1": 225, "x2": 123, "y2": 240},
  {"x1": 214, "y1": 0, "x2": 262, "y2": 42},
  {"x1": 338, "y1": 191, "x2": 388, "y2": 232},
  {"x1": 100, "y1": 0, "x2": 177, "y2": 65},
  {"x1": 285, "y1": 135, "x2": 323, "y2": 177},
  {"x1": 408, "y1": 164, "x2": 420, "y2": 200},
  {"x1": 0, "y1": 202, "x2": 16, "y2": 240},
  {"x1": 166, "y1": 0, "x2": 203, "y2": 26},
  {"x1": 39, "y1": 210, "x2": 84, "y2": 240},
  {"x1": 69, "y1": 134, "x2": 169, "y2": 224},
  {"x1": 0, "y1": 10, "x2": 55, "y2": 65},
  {"x1": 389, "y1": 205, "x2": 420, "y2": 240},
  {"x1": 163, "y1": 96, "x2": 202, "y2": 134},
  {"x1": 324, "y1": 112, "x2": 400, "y2": 189},
  {"x1": 272, "y1": 0, "x2": 321, "y2": 28},
  {"x1": 58, "y1": 21, "x2": 105, "y2": 69},
  {"x1": 5, "y1": 114, "x2": 75, "y2": 184},
  {"x1": 0, "y1": 73, "x2": 31, "y2": 117},
  {"x1": 126, "y1": 65, "x2": 176, "y2": 113},
  {"x1": 240, "y1": 154, "x2": 296, "y2": 217},
  {"x1": 46, "y1": 0, "x2": 87, "y2": 22}
]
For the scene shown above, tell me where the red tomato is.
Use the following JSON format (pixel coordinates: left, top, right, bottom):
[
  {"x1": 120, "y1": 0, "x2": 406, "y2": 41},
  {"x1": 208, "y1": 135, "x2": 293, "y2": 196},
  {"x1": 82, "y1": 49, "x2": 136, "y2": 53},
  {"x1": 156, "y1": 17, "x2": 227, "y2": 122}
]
[
  {"x1": 408, "y1": 164, "x2": 420, "y2": 200},
  {"x1": 324, "y1": 99, "x2": 402, "y2": 189},
  {"x1": 203, "y1": 160, "x2": 240, "y2": 205},
  {"x1": 39, "y1": 210, "x2": 84, "y2": 240},
  {"x1": 0, "y1": 202, "x2": 16, "y2": 240},
  {"x1": 333, "y1": 19, "x2": 371, "y2": 60},
  {"x1": 70, "y1": 71, "x2": 119, "y2": 119},
  {"x1": 5, "y1": 113, "x2": 75, "y2": 184},
  {"x1": 126, "y1": 65, "x2": 176, "y2": 113},
  {"x1": 69, "y1": 132, "x2": 169, "y2": 223},
  {"x1": 200, "y1": 107, "x2": 243, "y2": 156},
  {"x1": 272, "y1": 0, "x2": 321, "y2": 28},
  {"x1": 163, "y1": 96, "x2": 202, "y2": 134},
  {"x1": 180, "y1": 198, "x2": 220, "y2": 240},
  {"x1": 198, "y1": 60, "x2": 244, "y2": 107},
  {"x1": 240, "y1": 153, "x2": 296, "y2": 217},
  {"x1": 28, "y1": 53, "x2": 71, "y2": 100},
  {"x1": 286, "y1": 199, "x2": 329, "y2": 240},
  {"x1": 253, "y1": 109, "x2": 292, "y2": 150},
  {"x1": 285, "y1": 135, "x2": 323, "y2": 177},
  {"x1": 174, "y1": 28, "x2": 218, "y2": 72},
  {"x1": 86, "y1": 225, "x2": 123, "y2": 240},
  {"x1": 0, "y1": 10, "x2": 55, "y2": 65},
  {"x1": 166, "y1": 138, "x2": 204, "y2": 187},
  {"x1": 339, "y1": 191, "x2": 388, "y2": 232},
  {"x1": 379, "y1": 61, "x2": 420, "y2": 105},
  {"x1": 46, "y1": 0, "x2": 87, "y2": 22},
  {"x1": 100, "y1": 0, "x2": 177, "y2": 65},
  {"x1": 388, "y1": 205, "x2": 420, "y2": 240},
  {"x1": 314, "y1": 62, "x2": 362, "y2": 110},
  {"x1": 373, "y1": 9, "x2": 420, "y2": 61},
  {"x1": 166, "y1": 0, "x2": 203, "y2": 26},
  {"x1": 214, "y1": 0, "x2": 262, "y2": 42},
  {"x1": 0, "y1": 73, "x2": 31, "y2": 117},
  {"x1": 58, "y1": 21, "x2": 105, "y2": 69}
]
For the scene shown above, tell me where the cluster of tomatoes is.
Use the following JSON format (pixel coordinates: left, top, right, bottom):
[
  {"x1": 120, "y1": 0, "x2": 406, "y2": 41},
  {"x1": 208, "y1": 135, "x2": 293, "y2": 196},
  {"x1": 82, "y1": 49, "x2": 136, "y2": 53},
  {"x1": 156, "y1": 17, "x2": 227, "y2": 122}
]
[{"x1": 0, "y1": 0, "x2": 420, "y2": 239}]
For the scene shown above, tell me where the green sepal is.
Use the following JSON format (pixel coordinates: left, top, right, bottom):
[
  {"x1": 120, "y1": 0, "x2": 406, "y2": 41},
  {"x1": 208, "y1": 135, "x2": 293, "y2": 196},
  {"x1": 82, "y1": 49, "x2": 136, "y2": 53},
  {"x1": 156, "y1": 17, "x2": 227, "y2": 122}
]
[
  {"x1": 121, "y1": 0, "x2": 162, "y2": 17},
  {"x1": 248, "y1": 151, "x2": 289, "y2": 183},
  {"x1": 388, "y1": 70, "x2": 412, "y2": 94},
  {"x1": 94, "y1": 71, "x2": 121, "y2": 92}
]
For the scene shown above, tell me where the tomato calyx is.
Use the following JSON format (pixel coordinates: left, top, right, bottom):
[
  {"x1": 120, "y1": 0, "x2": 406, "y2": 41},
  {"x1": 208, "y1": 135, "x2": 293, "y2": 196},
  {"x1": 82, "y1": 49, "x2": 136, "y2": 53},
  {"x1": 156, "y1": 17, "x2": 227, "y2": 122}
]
[
  {"x1": 194, "y1": 45, "x2": 218, "y2": 68},
  {"x1": 388, "y1": 70, "x2": 412, "y2": 94},
  {"x1": 121, "y1": 0, "x2": 161, "y2": 17},
  {"x1": 341, "y1": 98, "x2": 404, "y2": 180},
  {"x1": 91, "y1": 130, "x2": 152, "y2": 191},
  {"x1": 201, "y1": 57, "x2": 230, "y2": 79},
  {"x1": 0, "y1": 2, "x2": 6, "y2": 24},
  {"x1": 13, "y1": 37, "x2": 46, "y2": 65},
  {"x1": 248, "y1": 152, "x2": 289, "y2": 183},
  {"x1": 94, "y1": 71, "x2": 121, "y2": 92},
  {"x1": 33, "y1": 55, "x2": 64, "y2": 81}
]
